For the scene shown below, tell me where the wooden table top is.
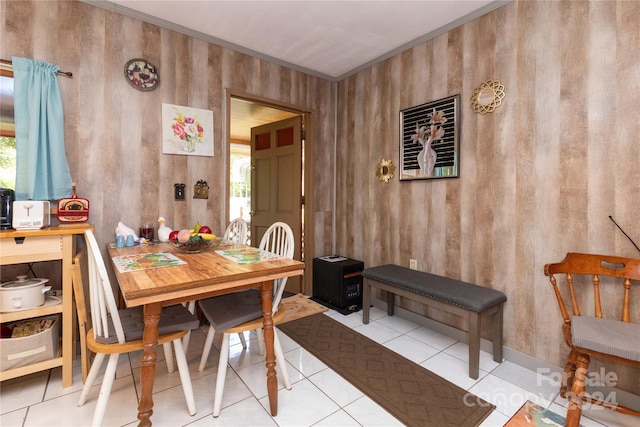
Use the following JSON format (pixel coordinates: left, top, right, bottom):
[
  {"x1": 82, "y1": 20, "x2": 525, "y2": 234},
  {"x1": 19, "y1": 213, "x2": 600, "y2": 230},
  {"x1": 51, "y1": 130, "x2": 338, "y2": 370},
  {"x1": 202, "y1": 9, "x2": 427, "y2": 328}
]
[
  {"x1": 107, "y1": 242, "x2": 305, "y2": 308},
  {"x1": 0, "y1": 223, "x2": 93, "y2": 238}
]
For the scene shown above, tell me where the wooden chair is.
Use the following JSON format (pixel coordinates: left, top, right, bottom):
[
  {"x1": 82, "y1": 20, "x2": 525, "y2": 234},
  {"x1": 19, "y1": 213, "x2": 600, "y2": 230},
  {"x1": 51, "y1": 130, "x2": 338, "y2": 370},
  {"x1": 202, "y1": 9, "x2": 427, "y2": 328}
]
[
  {"x1": 197, "y1": 221, "x2": 295, "y2": 417},
  {"x1": 77, "y1": 230, "x2": 199, "y2": 426},
  {"x1": 73, "y1": 250, "x2": 179, "y2": 384},
  {"x1": 544, "y1": 252, "x2": 640, "y2": 427},
  {"x1": 71, "y1": 250, "x2": 91, "y2": 383},
  {"x1": 223, "y1": 217, "x2": 248, "y2": 244}
]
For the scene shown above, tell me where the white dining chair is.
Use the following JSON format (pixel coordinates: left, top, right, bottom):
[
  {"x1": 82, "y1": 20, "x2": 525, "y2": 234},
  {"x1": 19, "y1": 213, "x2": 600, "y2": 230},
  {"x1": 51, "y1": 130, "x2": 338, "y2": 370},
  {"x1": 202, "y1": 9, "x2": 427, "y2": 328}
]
[
  {"x1": 223, "y1": 217, "x2": 248, "y2": 244},
  {"x1": 197, "y1": 221, "x2": 295, "y2": 417},
  {"x1": 77, "y1": 230, "x2": 198, "y2": 426},
  {"x1": 181, "y1": 217, "x2": 250, "y2": 353}
]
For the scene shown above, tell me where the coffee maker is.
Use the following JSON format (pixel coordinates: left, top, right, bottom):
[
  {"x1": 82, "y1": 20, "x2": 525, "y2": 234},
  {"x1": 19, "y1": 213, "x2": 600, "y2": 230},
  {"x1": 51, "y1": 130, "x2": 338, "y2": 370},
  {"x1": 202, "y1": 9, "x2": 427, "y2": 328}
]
[{"x1": 1, "y1": 188, "x2": 15, "y2": 230}]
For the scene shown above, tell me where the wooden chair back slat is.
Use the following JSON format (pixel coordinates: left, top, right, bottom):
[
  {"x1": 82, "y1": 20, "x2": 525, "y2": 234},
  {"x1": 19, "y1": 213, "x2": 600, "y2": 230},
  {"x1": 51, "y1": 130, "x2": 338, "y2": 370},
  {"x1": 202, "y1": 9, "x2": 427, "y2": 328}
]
[
  {"x1": 592, "y1": 274, "x2": 602, "y2": 318},
  {"x1": 549, "y1": 274, "x2": 571, "y2": 323},
  {"x1": 623, "y1": 278, "x2": 631, "y2": 322},
  {"x1": 567, "y1": 273, "x2": 581, "y2": 316}
]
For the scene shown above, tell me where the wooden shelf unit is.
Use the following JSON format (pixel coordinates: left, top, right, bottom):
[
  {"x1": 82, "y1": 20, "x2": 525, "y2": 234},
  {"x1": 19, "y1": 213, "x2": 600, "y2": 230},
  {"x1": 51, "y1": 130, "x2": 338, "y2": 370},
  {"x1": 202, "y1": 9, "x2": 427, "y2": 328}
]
[{"x1": 0, "y1": 223, "x2": 92, "y2": 386}]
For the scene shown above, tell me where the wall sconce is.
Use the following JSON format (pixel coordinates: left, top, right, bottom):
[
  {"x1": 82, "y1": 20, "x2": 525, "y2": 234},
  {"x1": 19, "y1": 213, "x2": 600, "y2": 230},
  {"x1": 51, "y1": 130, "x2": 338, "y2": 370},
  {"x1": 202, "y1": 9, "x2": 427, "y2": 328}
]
[{"x1": 376, "y1": 159, "x2": 396, "y2": 183}]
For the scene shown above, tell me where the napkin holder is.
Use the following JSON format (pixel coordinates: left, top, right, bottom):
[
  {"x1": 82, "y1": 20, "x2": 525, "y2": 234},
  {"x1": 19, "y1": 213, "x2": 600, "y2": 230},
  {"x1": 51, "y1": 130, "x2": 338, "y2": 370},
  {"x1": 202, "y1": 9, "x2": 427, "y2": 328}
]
[{"x1": 12, "y1": 201, "x2": 50, "y2": 230}]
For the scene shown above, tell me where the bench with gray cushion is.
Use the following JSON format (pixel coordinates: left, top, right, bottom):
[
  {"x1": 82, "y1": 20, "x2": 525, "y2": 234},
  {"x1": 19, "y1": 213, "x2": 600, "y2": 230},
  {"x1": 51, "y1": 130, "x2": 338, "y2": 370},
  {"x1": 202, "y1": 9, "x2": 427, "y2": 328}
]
[{"x1": 362, "y1": 264, "x2": 507, "y2": 379}]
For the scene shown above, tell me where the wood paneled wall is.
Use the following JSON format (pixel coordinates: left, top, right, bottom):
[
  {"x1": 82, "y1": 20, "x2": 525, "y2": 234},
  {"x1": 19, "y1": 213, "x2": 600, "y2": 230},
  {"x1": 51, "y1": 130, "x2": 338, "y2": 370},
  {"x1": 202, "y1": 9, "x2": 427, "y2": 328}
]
[
  {"x1": 336, "y1": 0, "x2": 639, "y2": 392},
  {"x1": 0, "y1": 0, "x2": 336, "y2": 284},
  {"x1": 2, "y1": 0, "x2": 639, "y2": 393}
]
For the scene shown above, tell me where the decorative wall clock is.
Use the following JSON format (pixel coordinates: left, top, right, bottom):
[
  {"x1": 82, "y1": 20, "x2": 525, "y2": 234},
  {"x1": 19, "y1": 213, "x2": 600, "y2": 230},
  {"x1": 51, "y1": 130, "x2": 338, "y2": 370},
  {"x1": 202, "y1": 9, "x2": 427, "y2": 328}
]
[{"x1": 124, "y1": 58, "x2": 159, "y2": 91}]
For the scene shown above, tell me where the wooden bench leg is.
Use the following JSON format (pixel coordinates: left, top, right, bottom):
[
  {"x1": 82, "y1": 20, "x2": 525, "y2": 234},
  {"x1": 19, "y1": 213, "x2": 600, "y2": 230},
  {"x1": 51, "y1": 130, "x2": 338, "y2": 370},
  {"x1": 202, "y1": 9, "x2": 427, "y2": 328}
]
[
  {"x1": 492, "y1": 303, "x2": 504, "y2": 363},
  {"x1": 387, "y1": 291, "x2": 395, "y2": 316},
  {"x1": 468, "y1": 312, "x2": 480, "y2": 380},
  {"x1": 363, "y1": 279, "x2": 371, "y2": 324}
]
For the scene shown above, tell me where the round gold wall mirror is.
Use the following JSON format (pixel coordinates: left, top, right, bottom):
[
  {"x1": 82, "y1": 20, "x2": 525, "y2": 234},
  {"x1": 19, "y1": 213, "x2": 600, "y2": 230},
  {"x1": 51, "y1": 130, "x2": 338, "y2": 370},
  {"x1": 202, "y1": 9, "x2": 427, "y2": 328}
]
[
  {"x1": 376, "y1": 159, "x2": 396, "y2": 183},
  {"x1": 470, "y1": 79, "x2": 505, "y2": 114}
]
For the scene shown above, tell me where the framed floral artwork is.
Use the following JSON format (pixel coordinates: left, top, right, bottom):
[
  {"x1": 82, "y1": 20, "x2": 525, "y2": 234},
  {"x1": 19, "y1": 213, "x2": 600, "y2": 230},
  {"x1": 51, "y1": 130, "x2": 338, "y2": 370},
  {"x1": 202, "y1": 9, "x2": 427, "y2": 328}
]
[
  {"x1": 162, "y1": 103, "x2": 214, "y2": 156},
  {"x1": 399, "y1": 94, "x2": 460, "y2": 180}
]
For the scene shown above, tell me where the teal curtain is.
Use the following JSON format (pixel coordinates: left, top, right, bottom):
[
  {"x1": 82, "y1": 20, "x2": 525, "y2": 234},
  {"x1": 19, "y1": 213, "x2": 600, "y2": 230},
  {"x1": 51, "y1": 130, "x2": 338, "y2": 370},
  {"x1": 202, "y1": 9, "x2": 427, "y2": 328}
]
[{"x1": 12, "y1": 56, "x2": 72, "y2": 200}]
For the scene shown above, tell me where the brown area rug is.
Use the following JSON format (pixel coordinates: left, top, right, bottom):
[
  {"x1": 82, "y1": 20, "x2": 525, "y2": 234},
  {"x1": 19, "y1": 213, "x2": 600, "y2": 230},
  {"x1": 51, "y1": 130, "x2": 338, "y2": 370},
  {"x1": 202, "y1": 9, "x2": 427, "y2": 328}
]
[{"x1": 279, "y1": 314, "x2": 495, "y2": 427}]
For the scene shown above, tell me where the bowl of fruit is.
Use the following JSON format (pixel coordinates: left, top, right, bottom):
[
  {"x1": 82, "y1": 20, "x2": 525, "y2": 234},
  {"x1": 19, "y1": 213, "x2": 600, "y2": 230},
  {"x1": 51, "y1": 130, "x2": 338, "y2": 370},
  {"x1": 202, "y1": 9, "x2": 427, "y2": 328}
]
[{"x1": 170, "y1": 223, "x2": 216, "y2": 253}]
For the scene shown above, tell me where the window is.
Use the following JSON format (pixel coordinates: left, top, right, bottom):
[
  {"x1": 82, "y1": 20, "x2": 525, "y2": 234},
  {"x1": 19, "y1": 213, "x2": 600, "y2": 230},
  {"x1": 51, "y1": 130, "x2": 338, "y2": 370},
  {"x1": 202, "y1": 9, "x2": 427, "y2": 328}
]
[
  {"x1": 229, "y1": 143, "x2": 251, "y2": 222},
  {"x1": 0, "y1": 64, "x2": 16, "y2": 190}
]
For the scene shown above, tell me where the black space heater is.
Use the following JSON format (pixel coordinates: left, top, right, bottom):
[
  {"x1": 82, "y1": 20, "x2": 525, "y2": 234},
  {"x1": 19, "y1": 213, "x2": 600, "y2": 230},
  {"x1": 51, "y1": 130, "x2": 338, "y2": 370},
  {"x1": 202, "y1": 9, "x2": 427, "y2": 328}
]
[{"x1": 312, "y1": 256, "x2": 364, "y2": 311}]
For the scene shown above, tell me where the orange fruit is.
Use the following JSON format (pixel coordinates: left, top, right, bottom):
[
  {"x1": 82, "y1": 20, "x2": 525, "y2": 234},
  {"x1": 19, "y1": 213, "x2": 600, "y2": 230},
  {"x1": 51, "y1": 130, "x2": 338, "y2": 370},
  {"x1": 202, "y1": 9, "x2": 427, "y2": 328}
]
[{"x1": 177, "y1": 229, "x2": 192, "y2": 244}]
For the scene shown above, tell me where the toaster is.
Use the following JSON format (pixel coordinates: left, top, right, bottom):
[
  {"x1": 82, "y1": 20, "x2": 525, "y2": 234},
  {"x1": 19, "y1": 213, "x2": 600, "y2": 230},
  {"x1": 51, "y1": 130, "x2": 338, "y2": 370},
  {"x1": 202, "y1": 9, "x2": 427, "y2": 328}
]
[{"x1": 12, "y1": 201, "x2": 50, "y2": 230}]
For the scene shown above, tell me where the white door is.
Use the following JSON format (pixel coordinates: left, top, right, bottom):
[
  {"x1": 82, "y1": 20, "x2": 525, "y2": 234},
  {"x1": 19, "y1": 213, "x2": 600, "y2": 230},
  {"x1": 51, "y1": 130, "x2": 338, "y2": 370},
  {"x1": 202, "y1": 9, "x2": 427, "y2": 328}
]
[{"x1": 250, "y1": 116, "x2": 302, "y2": 292}]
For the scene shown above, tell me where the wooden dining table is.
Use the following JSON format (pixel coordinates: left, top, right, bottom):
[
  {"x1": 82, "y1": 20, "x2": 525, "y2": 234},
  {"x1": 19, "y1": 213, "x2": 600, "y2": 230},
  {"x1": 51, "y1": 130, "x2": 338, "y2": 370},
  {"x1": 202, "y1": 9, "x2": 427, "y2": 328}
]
[{"x1": 107, "y1": 240, "x2": 304, "y2": 427}]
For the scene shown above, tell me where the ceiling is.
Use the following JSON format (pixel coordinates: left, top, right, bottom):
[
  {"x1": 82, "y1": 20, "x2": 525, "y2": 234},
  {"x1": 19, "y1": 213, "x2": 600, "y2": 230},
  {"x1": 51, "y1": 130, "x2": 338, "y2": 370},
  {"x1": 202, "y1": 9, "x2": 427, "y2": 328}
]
[
  {"x1": 86, "y1": 0, "x2": 508, "y2": 141},
  {"x1": 98, "y1": 0, "x2": 504, "y2": 81},
  {"x1": 230, "y1": 98, "x2": 299, "y2": 143}
]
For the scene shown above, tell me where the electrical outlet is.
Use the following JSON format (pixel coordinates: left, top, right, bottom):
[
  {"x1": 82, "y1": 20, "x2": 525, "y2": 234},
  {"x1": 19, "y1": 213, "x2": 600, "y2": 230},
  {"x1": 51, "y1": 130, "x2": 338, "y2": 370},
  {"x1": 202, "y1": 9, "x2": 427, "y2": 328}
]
[{"x1": 409, "y1": 259, "x2": 417, "y2": 270}]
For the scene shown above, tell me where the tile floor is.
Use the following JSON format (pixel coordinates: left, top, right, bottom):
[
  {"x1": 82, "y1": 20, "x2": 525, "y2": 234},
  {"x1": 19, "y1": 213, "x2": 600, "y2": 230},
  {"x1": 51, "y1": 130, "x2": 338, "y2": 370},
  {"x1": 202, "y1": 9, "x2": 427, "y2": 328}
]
[{"x1": 1, "y1": 304, "x2": 638, "y2": 426}]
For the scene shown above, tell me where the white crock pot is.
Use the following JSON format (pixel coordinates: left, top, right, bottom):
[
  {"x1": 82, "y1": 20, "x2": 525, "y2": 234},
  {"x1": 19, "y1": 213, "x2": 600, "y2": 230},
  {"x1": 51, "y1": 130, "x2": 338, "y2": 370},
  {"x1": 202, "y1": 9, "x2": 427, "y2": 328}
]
[{"x1": 0, "y1": 275, "x2": 51, "y2": 312}]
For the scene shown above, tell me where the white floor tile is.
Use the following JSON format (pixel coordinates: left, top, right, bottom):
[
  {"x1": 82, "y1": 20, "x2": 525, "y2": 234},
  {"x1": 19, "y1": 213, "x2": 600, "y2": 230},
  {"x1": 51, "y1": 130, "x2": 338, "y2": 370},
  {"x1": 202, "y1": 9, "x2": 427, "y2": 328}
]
[
  {"x1": 25, "y1": 375, "x2": 139, "y2": 427},
  {"x1": 141, "y1": 383, "x2": 202, "y2": 427},
  {"x1": 314, "y1": 409, "x2": 361, "y2": 426},
  {"x1": 420, "y1": 351, "x2": 487, "y2": 390},
  {"x1": 0, "y1": 408, "x2": 27, "y2": 427},
  {"x1": 374, "y1": 313, "x2": 420, "y2": 334},
  {"x1": 326, "y1": 311, "x2": 364, "y2": 328},
  {"x1": 206, "y1": 368, "x2": 254, "y2": 414},
  {"x1": 3, "y1": 306, "x2": 638, "y2": 427},
  {"x1": 360, "y1": 306, "x2": 387, "y2": 322},
  {"x1": 444, "y1": 341, "x2": 502, "y2": 373},
  {"x1": 307, "y1": 368, "x2": 364, "y2": 407},
  {"x1": 383, "y1": 334, "x2": 440, "y2": 364},
  {"x1": 468, "y1": 373, "x2": 552, "y2": 418},
  {"x1": 258, "y1": 379, "x2": 340, "y2": 427},
  {"x1": 491, "y1": 359, "x2": 560, "y2": 402},
  {"x1": 44, "y1": 363, "x2": 86, "y2": 400},
  {"x1": 478, "y1": 408, "x2": 511, "y2": 427},
  {"x1": 352, "y1": 321, "x2": 400, "y2": 344},
  {"x1": 187, "y1": 396, "x2": 277, "y2": 426},
  {"x1": 0, "y1": 371, "x2": 49, "y2": 414},
  {"x1": 406, "y1": 324, "x2": 458, "y2": 350},
  {"x1": 343, "y1": 395, "x2": 404, "y2": 426},
  {"x1": 283, "y1": 347, "x2": 328, "y2": 377},
  {"x1": 235, "y1": 358, "x2": 300, "y2": 399},
  {"x1": 276, "y1": 327, "x2": 303, "y2": 353}
]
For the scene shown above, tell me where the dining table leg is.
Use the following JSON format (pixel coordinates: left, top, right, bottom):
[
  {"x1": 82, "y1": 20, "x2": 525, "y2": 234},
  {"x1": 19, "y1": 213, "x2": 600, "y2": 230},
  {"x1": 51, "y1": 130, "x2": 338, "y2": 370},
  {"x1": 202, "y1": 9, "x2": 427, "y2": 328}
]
[
  {"x1": 260, "y1": 280, "x2": 278, "y2": 416},
  {"x1": 138, "y1": 302, "x2": 162, "y2": 427}
]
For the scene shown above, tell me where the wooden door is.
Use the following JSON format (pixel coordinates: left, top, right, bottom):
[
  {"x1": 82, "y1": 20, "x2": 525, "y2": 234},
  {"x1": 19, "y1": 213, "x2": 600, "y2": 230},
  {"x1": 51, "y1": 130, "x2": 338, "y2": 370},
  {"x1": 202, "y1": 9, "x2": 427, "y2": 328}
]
[{"x1": 250, "y1": 116, "x2": 302, "y2": 292}]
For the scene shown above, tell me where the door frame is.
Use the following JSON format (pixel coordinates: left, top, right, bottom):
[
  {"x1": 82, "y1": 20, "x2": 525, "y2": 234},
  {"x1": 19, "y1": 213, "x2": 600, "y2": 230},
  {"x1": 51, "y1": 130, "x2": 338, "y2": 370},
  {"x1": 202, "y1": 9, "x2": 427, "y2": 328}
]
[{"x1": 225, "y1": 90, "x2": 314, "y2": 295}]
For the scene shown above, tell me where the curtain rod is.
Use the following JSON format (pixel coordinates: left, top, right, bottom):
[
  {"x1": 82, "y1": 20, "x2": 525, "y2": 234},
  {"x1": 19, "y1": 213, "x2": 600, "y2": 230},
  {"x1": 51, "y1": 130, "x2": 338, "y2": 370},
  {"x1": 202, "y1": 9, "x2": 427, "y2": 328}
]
[{"x1": 0, "y1": 59, "x2": 73, "y2": 77}]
